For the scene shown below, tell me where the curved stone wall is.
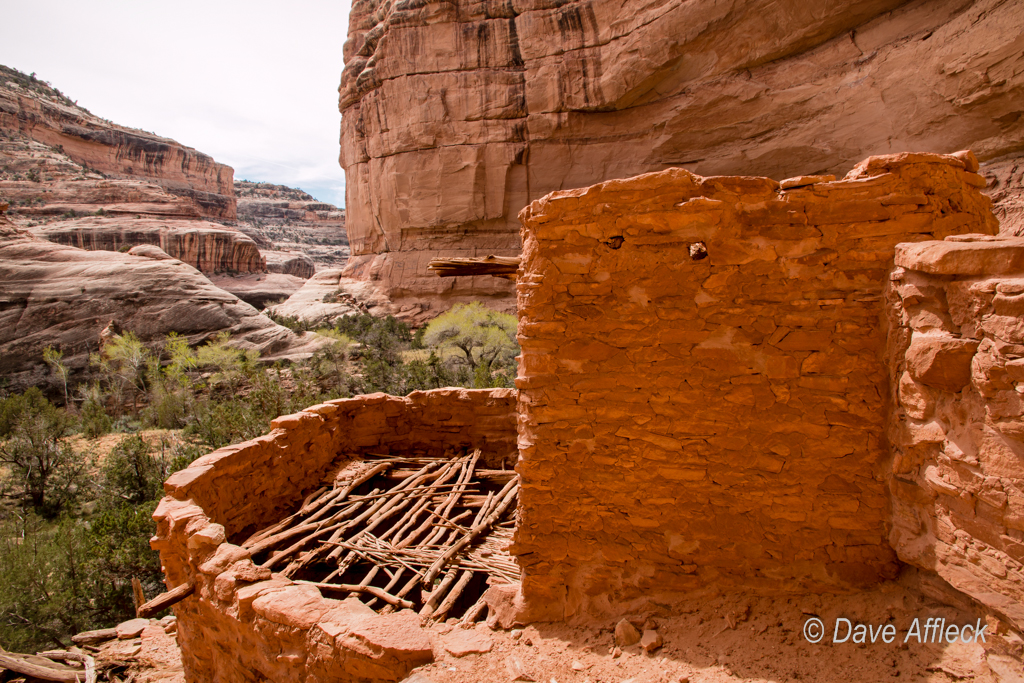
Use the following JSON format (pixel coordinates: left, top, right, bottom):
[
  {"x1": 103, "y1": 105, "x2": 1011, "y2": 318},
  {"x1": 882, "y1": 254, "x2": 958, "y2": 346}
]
[{"x1": 152, "y1": 389, "x2": 516, "y2": 682}]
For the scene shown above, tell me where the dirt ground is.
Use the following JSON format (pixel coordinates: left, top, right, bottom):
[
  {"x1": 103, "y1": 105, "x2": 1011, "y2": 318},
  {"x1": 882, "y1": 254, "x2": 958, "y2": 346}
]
[
  {"x1": 414, "y1": 580, "x2": 1023, "y2": 683},
  {"x1": 117, "y1": 576, "x2": 1023, "y2": 683},
  {"x1": 66, "y1": 429, "x2": 183, "y2": 465}
]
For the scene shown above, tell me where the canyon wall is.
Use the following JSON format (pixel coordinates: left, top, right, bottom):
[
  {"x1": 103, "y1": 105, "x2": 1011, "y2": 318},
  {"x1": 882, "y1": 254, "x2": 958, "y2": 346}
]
[
  {"x1": 0, "y1": 66, "x2": 235, "y2": 219},
  {"x1": 153, "y1": 389, "x2": 516, "y2": 682},
  {"x1": 263, "y1": 250, "x2": 316, "y2": 279},
  {"x1": 511, "y1": 152, "x2": 997, "y2": 620},
  {"x1": 887, "y1": 235, "x2": 1024, "y2": 631},
  {"x1": 31, "y1": 218, "x2": 265, "y2": 274},
  {"x1": 235, "y1": 181, "x2": 345, "y2": 228},
  {"x1": 338, "y1": 0, "x2": 1024, "y2": 312},
  {"x1": 0, "y1": 210, "x2": 318, "y2": 391}
]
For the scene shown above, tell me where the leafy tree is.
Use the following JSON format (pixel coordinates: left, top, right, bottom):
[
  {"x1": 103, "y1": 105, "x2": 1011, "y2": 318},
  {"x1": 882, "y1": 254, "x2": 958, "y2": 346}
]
[
  {"x1": 311, "y1": 329, "x2": 354, "y2": 396},
  {"x1": 0, "y1": 516, "x2": 96, "y2": 651},
  {"x1": 78, "y1": 382, "x2": 112, "y2": 438},
  {"x1": 101, "y1": 435, "x2": 168, "y2": 504},
  {"x1": 422, "y1": 303, "x2": 518, "y2": 386},
  {"x1": 42, "y1": 346, "x2": 70, "y2": 407},
  {"x1": 91, "y1": 332, "x2": 153, "y2": 415},
  {"x1": 195, "y1": 331, "x2": 259, "y2": 392},
  {"x1": 0, "y1": 388, "x2": 85, "y2": 515},
  {"x1": 406, "y1": 351, "x2": 471, "y2": 390},
  {"x1": 145, "y1": 332, "x2": 198, "y2": 429}
]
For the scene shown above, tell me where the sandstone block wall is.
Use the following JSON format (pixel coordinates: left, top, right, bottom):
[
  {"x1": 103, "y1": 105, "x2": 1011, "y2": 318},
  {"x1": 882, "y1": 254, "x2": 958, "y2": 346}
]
[
  {"x1": 511, "y1": 152, "x2": 999, "y2": 620},
  {"x1": 886, "y1": 236, "x2": 1024, "y2": 631},
  {"x1": 153, "y1": 389, "x2": 516, "y2": 682}
]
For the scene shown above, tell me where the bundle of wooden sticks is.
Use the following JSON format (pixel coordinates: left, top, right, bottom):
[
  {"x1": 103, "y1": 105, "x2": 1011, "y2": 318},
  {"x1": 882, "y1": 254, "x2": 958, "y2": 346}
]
[{"x1": 241, "y1": 449, "x2": 519, "y2": 622}]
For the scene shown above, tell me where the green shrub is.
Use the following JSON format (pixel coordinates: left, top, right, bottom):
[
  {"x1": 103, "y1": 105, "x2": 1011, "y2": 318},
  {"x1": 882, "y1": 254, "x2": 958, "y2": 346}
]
[
  {"x1": 0, "y1": 516, "x2": 97, "y2": 651},
  {"x1": 0, "y1": 388, "x2": 85, "y2": 516},
  {"x1": 422, "y1": 302, "x2": 519, "y2": 386},
  {"x1": 101, "y1": 435, "x2": 167, "y2": 504},
  {"x1": 79, "y1": 384, "x2": 112, "y2": 438}
]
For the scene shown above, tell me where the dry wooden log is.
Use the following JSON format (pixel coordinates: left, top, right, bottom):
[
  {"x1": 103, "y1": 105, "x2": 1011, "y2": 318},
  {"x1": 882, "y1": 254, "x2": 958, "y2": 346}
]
[
  {"x1": 70, "y1": 629, "x2": 117, "y2": 645},
  {"x1": 130, "y1": 578, "x2": 145, "y2": 615},
  {"x1": 0, "y1": 650, "x2": 87, "y2": 682},
  {"x1": 460, "y1": 595, "x2": 489, "y2": 626},
  {"x1": 264, "y1": 510, "x2": 364, "y2": 571},
  {"x1": 431, "y1": 569, "x2": 475, "y2": 622},
  {"x1": 251, "y1": 497, "x2": 366, "y2": 559},
  {"x1": 296, "y1": 580, "x2": 414, "y2": 609},
  {"x1": 427, "y1": 254, "x2": 521, "y2": 278},
  {"x1": 325, "y1": 459, "x2": 462, "y2": 565},
  {"x1": 396, "y1": 453, "x2": 479, "y2": 550},
  {"x1": 38, "y1": 652, "x2": 96, "y2": 683},
  {"x1": 280, "y1": 460, "x2": 443, "y2": 575},
  {"x1": 246, "y1": 462, "x2": 393, "y2": 548},
  {"x1": 384, "y1": 468, "x2": 514, "y2": 482},
  {"x1": 137, "y1": 580, "x2": 195, "y2": 618},
  {"x1": 421, "y1": 479, "x2": 518, "y2": 585},
  {"x1": 380, "y1": 492, "x2": 434, "y2": 545},
  {"x1": 419, "y1": 566, "x2": 460, "y2": 617},
  {"x1": 381, "y1": 506, "x2": 472, "y2": 612},
  {"x1": 241, "y1": 485, "x2": 329, "y2": 547}
]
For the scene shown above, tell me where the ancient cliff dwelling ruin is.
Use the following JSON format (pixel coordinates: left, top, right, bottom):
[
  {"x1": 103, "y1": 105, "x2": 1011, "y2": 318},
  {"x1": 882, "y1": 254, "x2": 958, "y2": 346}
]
[
  {"x1": 3, "y1": 0, "x2": 1022, "y2": 679},
  {"x1": 151, "y1": 150, "x2": 1024, "y2": 680}
]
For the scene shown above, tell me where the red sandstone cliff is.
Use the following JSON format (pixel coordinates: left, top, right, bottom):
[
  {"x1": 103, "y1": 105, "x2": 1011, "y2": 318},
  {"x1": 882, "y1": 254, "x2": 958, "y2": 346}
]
[
  {"x1": 235, "y1": 181, "x2": 349, "y2": 273},
  {"x1": 30, "y1": 218, "x2": 266, "y2": 275},
  {"x1": 338, "y1": 0, "x2": 1024, "y2": 315},
  {"x1": 0, "y1": 66, "x2": 235, "y2": 219},
  {"x1": 0, "y1": 209, "x2": 321, "y2": 391},
  {"x1": 235, "y1": 181, "x2": 345, "y2": 228}
]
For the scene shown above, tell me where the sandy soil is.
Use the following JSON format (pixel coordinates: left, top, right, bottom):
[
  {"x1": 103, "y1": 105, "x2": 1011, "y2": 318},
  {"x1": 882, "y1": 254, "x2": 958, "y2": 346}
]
[
  {"x1": 415, "y1": 581, "x2": 1024, "y2": 683},
  {"x1": 111, "y1": 576, "x2": 1023, "y2": 683},
  {"x1": 66, "y1": 429, "x2": 183, "y2": 465}
]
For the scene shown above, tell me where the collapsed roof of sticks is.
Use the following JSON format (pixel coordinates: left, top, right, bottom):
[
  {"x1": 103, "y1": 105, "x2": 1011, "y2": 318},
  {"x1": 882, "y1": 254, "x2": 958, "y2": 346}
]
[{"x1": 240, "y1": 449, "x2": 520, "y2": 622}]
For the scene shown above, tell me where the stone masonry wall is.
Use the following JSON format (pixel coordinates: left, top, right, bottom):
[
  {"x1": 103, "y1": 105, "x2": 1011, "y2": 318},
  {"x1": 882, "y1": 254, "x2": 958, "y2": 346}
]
[
  {"x1": 887, "y1": 236, "x2": 1024, "y2": 632},
  {"x1": 511, "y1": 151, "x2": 999, "y2": 621},
  {"x1": 152, "y1": 389, "x2": 516, "y2": 683}
]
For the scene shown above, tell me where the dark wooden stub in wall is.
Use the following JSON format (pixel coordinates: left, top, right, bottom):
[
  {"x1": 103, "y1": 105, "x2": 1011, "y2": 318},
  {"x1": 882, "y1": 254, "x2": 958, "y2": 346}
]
[{"x1": 427, "y1": 255, "x2": 521, "y2": 280}]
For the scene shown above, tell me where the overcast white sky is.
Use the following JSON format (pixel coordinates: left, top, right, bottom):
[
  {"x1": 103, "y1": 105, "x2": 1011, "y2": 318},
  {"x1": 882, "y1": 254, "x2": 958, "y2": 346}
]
[{"x1": 0, "y1": 0, "x2": 352, "y2": 207}]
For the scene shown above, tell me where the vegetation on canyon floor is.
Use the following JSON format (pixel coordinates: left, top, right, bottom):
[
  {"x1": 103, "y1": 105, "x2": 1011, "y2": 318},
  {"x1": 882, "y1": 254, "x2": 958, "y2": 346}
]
[{"x1": 0, "y1": 305, "x2": 517, "y2": 652}]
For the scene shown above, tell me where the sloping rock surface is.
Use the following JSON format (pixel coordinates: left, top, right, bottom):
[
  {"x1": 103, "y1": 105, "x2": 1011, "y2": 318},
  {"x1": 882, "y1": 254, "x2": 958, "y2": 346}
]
[
  {"x1": 235, "y1": 181, "x2": 349, "y2": 271},
  {"x1": 208, "y1": 273, "x2": 306, "y2": 310},
  {"x1": 262, "y1": 250, "x2": 315, "y2": 279},
  {"x1": 0, "y1": 212, "x2": 319, "y2": 390},
  {"x1": 235, "y1": 181, "x2": 344, "y2": 227},
  {"x1": 339, "y1": 0, "x2": 1024, "y2": 309}
]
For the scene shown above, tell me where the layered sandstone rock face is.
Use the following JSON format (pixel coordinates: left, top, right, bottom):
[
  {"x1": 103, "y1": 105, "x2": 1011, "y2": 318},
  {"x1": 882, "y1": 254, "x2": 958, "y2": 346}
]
[
  {"x1": 339, "y1": 0, "x2": 1023, "y2": 310},
  {"x1": 235, "y1": 181, "x2": 349, "y2": 271},
  {"x1": 30, "y1": 218, "x2": 265, "y2": 274},
  {"x1": 0, "y1": 212, "x2": 319, "y2": 391},
  {"x1": 263, "y1": 250, "x2": 316, "y2": 279},
  {"x1": 0, "y1": 66, "x2": 234, "y2": 219},
  {"x1": 236, "y1": 181, "x2": 345, "y2": 227},
  {"x1": 207, "y1": 273, "x2": 307, "y2": 310},
  {"x1": 152, "y1": 389, "x2": 516, "y2": 683},
  {"x1": 512, "y1": 152, "x2": 996, "y2": 620},
  {"x1": 887, "y1": 235, "x2": 1024, "y2": 631},
  {"x1": 1, "y1": 131, "x2": 208, "y2": 219}
]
